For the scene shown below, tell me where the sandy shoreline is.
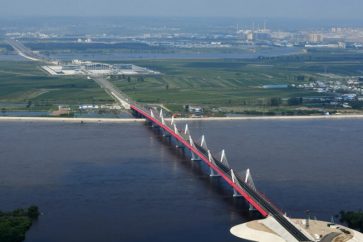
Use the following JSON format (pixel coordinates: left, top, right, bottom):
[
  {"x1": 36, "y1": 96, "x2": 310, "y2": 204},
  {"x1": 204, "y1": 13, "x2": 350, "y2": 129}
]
[{"x1": 1, "y1": 114, "x2": 363, "y2": 123}]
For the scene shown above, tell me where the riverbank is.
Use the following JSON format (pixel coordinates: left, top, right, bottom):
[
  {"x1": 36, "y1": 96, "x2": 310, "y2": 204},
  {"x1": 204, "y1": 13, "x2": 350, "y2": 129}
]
[
  {"x1": 178, "y1": 114, "x2": 363, "y2": 121},
  {"x1": 230, "y1": 217, "x2": 363, "y2": 242},
  {"x1": 0, "y1": 116, "x2": 144, "y2": 123},
  {"x1": 1, "y1": 114, "x2": 363, "y2": 123}
]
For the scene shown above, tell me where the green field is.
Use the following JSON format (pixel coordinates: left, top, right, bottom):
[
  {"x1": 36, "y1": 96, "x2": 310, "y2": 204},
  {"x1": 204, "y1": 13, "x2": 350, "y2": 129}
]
[
  {"x1": 1, "y1": 49, "x2": 363, "y2": 115},
  {"x1": 110, "y1": 58, "x2": 324, "y2": 108},
  {"x1": 107, "y1": 51, "x2": 363, "y2": 114},
  {"x1": 0, "y1": 61, "x2": 113, "y2": 111}
]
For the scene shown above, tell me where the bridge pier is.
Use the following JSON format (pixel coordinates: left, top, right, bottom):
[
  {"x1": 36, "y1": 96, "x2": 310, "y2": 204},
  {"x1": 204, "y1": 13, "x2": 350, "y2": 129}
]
[
  {"x1": 248, "y1": 203, "x2": 256, "y2": 212},
  {"x1": 175, "y1": 140, "x2": 184, "y2": 149},
  {"x1": 209, "y1": 167, "x2": 220, "y2": 177},
  {"x1": 145, "y1": 120, "x2": 153, "y2": 127},
  {"x1": 233, "y1": 189, "x2": 242, "y2": 198},
  {"x1": 162, "y1": 130, "x2": 171, "y2": 138},
  {"x1": 191, "y1": 154, "x2": 201, "y2": 161}
]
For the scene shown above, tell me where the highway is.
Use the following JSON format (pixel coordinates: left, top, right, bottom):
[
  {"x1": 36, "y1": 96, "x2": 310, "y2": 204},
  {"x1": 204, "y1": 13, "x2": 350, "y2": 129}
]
[
  {"x1": 6, "y1": 39, "x2": 51, "y2": 63},
  {"x1": 87, "y1": 75, "x2": 132, "y2": 110}
]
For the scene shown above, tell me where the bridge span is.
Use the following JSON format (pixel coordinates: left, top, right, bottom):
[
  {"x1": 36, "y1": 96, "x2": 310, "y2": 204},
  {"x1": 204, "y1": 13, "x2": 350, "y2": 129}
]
[
  {"x1": 130, "y1": 104, "x2": 313, "y2": 242},
  {"x1": 6, "y1": 39, "x2": 51, "y2": 63}
]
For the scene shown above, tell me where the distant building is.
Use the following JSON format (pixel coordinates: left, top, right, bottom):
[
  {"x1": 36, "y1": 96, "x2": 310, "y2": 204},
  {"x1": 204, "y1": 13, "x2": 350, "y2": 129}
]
[
  {"x1": 253, "y1": 31, "x2": 272, "y2": 41},
  {"x1": 246, "y1": 31, "x2": 254, "y2": 41},
  {"x1": 331, "y1": 27, "x2": 343, "y2": 33},
  {"x1": 271, "y1": 31, "x2": 292, "y2": 40},
  {"x1": 188, "y1": 106, "x2": 203, "y2": 116},
  {"x1": 307, "y1": 33, "x2": 323, "y2": 43},
  {"x1": 242, "y1": 29, "x2": 272, "y2": 42}
]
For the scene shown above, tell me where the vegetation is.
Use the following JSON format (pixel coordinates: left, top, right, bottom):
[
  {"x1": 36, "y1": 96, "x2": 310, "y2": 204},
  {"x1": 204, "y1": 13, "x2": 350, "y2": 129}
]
[
  {"x1": 112, "y1": 59, "x2": 320, "y2": 106},
  {"x1": 0, "y1": 61, "x2": 113, "y2": 111},
  {"x1": 2, "y1": 49, "x2": 363, "y2": 115},
  {"x1": 110, "y1": 54, "x2": 363, "y2": 114},
  {"x1": 0, "y1": 206, "x2": 40, "y2": 242},
  {"x1": 338, "y1": 210, "x2": 363, "y2": 232}
]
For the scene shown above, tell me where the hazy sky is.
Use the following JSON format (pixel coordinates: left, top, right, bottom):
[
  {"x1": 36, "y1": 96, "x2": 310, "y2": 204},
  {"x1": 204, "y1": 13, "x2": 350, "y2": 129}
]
[{"x1": 2, "y1": 0, "x2": 363, "y2": 19}]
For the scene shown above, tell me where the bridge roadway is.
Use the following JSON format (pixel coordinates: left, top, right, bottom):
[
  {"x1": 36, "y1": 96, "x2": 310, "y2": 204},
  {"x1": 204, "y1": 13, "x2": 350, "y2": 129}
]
[
  {"x1": 6, "y1": 39, "x2": 50, "y2": 63},
  {"x1": 131, "y1": 104, "x2": 312, "y2": 242}
]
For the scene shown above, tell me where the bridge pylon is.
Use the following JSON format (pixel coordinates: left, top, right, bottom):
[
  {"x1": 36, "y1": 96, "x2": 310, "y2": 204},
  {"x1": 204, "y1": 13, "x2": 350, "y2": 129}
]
[
  {"x1": 148, "y1": 110, "x2": 158, "y2": 128},
  {"x1": 173, "y1": 124, "x2": 185, "y2": 149},
  {"x1": 200, "y1": 135, "x2": 208, "y2": 151},
  {"x1": 230, "y1": 169, "x2": 242, "y2": 197},
  {"x1": 208, "y1": 150, "x2": 220, "y2": 177},
  {"x1": 219, "y1": 149, "x2": 230, "y2": 169},
  {"x1": 244, "y1": 169, "x2": 257, "y2": 211},
  {"x1": 173, "y1": 124, "x2": 180, "y2": 136},
  {"x1": 184, "y1": 124, "x2": 190, "y2": 136},
  {"x1": 159, "y1": 109, "x2": 166, "y2": 125},
  {"x1": 189, "y1": 136, "x2": 201, "y2": 161},
  {"x1": 245, "y1": 168, "x2": 257, "y2": 191},
  {"x1": 171, "y1": 116, "x2": 175, "y2": 125}
]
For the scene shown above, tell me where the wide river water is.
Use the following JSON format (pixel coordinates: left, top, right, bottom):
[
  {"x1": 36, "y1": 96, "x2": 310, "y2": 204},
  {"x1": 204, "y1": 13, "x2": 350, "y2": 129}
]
[{"x1": 0, "y1": 119, "x2": 362, "y2": 242}]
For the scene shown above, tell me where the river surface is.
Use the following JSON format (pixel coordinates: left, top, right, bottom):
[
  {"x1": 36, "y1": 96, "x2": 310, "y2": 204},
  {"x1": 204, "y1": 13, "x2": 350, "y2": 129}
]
[{"x1": 0, "y1": 119, "x2": 362, "y2": 242}]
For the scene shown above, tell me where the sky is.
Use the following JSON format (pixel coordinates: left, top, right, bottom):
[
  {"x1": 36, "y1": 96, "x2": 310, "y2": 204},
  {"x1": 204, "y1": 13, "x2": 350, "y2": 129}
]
[{"x1": 1, "y1": 0, "x2": 363, "y2": 19}]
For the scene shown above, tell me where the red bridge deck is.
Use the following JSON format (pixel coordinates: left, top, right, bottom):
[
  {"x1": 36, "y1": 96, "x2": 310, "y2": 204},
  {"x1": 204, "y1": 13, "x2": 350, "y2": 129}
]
[{"x1": 131, "y1": 104, "x2": 269, "y2": 217}]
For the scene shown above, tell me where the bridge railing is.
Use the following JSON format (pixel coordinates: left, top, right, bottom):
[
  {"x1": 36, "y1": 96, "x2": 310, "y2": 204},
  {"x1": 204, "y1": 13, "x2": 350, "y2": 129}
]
[
  {"x1": 131, "y1": 104, "x2": 312, "y2": 241},
  {"x1": 132, "y1": 104, "x2": 277, "y2": 215}
]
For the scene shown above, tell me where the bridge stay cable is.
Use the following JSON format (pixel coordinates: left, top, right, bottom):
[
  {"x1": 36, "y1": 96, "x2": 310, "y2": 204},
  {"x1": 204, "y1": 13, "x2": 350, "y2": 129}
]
[{"x1": 130, "y1": 104, "x2": 312, "y2": 242}]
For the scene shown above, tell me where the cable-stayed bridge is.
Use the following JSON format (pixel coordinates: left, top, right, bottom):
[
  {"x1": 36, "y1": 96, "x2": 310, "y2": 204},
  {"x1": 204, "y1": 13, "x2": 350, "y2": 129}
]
[{"x1": 130, "y1": 104, "x2": 313, "y2": 242}]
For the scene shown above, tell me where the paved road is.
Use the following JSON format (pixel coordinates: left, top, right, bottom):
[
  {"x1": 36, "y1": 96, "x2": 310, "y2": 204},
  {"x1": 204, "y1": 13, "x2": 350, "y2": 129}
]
[
  {"x1": 88, "y1": 75, "x2": 132, "y2": 109},
  {"x1": 6, "y1": 39, "x2": 50, "y2": 63}
]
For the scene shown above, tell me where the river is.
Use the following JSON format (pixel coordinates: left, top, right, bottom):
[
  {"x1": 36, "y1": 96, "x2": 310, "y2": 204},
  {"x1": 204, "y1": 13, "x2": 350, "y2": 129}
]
[{"x1": 0, "y1": 119, "x2": 362, "y2": 242}]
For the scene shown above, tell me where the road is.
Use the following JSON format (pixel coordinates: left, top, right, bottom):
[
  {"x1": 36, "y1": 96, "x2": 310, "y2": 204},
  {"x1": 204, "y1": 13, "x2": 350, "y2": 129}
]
[
  {"x1": 6, "y1": 39, "x2": 51, "y2": 63},
  {"x1": 88, "y1": 75, "x2": 132, "y2": 110}
]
